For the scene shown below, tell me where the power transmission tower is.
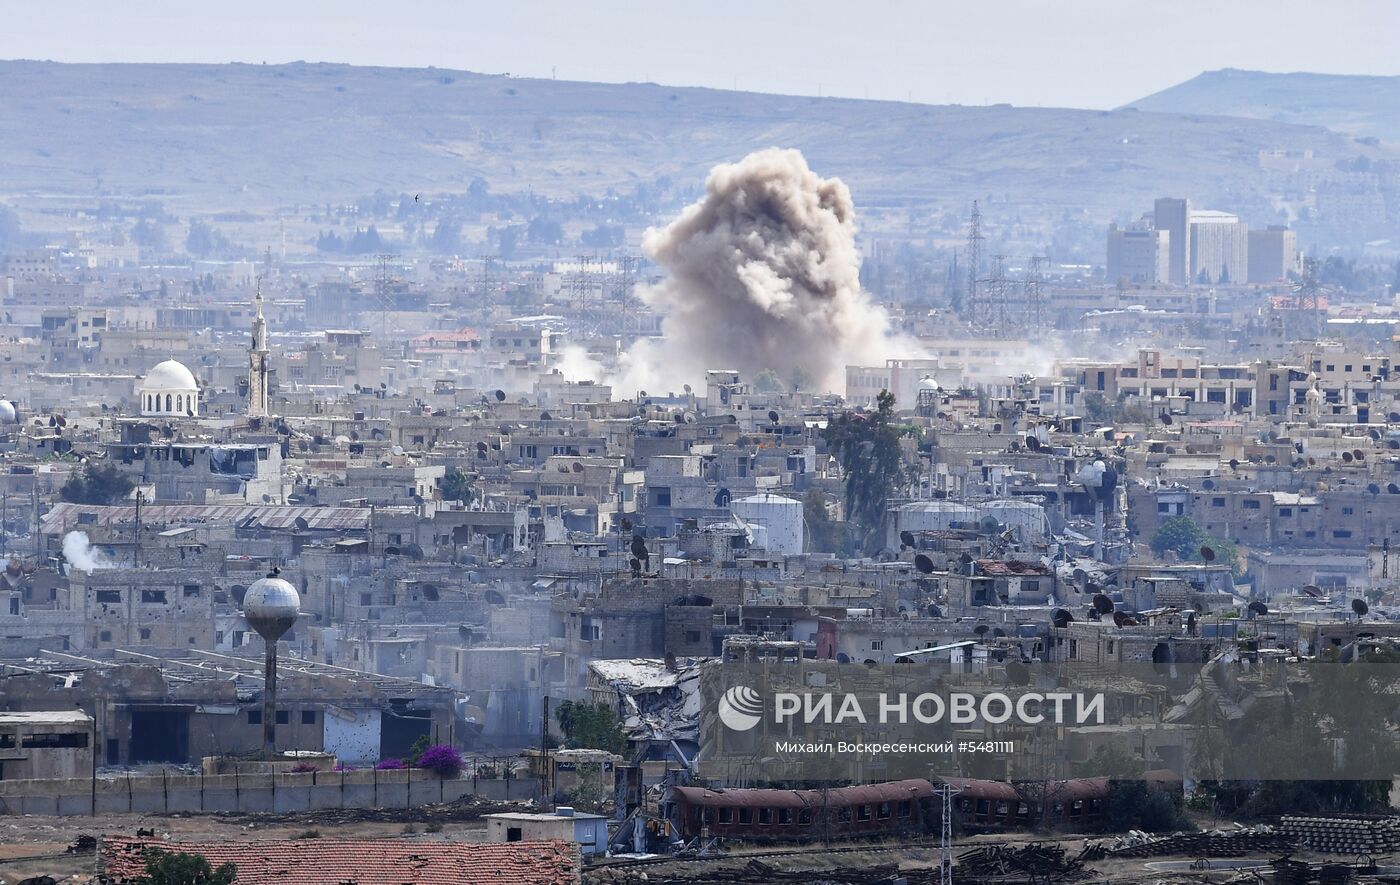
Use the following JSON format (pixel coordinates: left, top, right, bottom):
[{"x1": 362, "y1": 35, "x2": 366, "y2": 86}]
[
  {"x1": 373, "y1": 253, "x2": 399, "y2": 341},
  {"x1": 964, "y1": 202, "x2": 983, "y2": 322},
  {"x1": 479, "y1": 255, "x2": 497, "y2": 301},
  {"x1": 1025, "y1": 255, "x2": 1046, "y2": 330},
  {"x1": 978, "y1": 254, "x2": 1009, "y2": 332},
  {"x1": 935, "y1": 782, "x2": 960, "y2": 885},
  {"x1": 1293, "y1": 256, "x2": 1327, "y2": 339}
]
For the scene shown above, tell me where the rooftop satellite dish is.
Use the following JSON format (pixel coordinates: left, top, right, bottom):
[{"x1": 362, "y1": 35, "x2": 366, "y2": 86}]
[
  {"x1": 1202, "y1": 478, "x2": 1215, "y2": 490},
  {"x1": 683, "y1": 384, "x2": 692, "y2": 395},
  {"x1": 899, "y1": 530, "x2": 916, "y2": 549},
  {"x1": 294, "y1": 516, "x2": 310, "y2": 531},
  {"x1": 973, "y1": 625, "x2": 989, "y2": 636},
  {"x1": 572, "y1": 462, "x2": 584, "y2": 473},
  {"x1": 1229, "y1": 458, "x2": 1239, "y2": 470},
  {"x1": 684, "y1": 411, "x2": 696, "y2": 424},
  {"x1": 1160, "y1": 412, "x2": 1173, "y2": 425},
  {"x1": 540, "y1": 411, "x2": 552, "y2": 421},
  {"x1": 1112, "y1": 611, "x2": 1133, "y2": 628},
  {"x1": 1025, "y1": 436, "x2": 1042, "y2": 452},
  {"x1": 1247, "y1": 600, "x2": 1268, "y2": 617},
  {"x1": 1371, "y1": 429, "x2": 1381, "y2": 440},
  {"x1": 673, "y1": 412, "x2": 685, "y2": 424},
  {"x1": 1389, "y1": 483, "x2": 1399, "y2": 495},
  {"x1": 1051, "y1": 608, "x2": 1073, "y2": 629},
  {"x1": 392, "y1": 445, "x2": 405, "y2": 455},
  {"x1": 913, "y1": 553, "x2": 934, "y2": 574},
  {"x1": 1092, "y1": 593, "x2": 1115, "y2": 615},
  {"x1": 1353, "y1": 598, "x2": 1370, "y2": 617},
  {"x1": 1369, "y1": 483, "x2": 1381, "y2": 495},
  {"x1": 768, "y1": 410, "x2": 779, "y2": 424},
  {"x1": 1199, "y1": 545, "x2": 1216, "y2": 562},
  {"x1": 494, "y1": 389, "x2": 505, "y2": 402},
  {"x1": 1343, "y1": 451, "x2": 1354, "y2": 462}
]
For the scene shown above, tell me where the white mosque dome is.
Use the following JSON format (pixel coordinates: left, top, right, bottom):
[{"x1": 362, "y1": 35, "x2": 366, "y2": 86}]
[
  {"x1": 918, "y1": 375, "x2": 941, "y2": 391},
  {"x1": 139, "y1": 359, "x2": 200, "y2": 417},
  {"x1": 0, "y1": 401, "x2": 15, "y2": 424},
  {"x1": 144, "y1": 359, "x2": 198, "y2": 392}
]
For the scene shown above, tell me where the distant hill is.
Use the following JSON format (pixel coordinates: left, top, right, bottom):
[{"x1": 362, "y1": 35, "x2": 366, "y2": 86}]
[
  {"x1": 0, "y1": 61, "x2": 1394, "y2": 228},
  {"x1": 1126, "y1": 68, "x2": 1400, "y2": 142}
]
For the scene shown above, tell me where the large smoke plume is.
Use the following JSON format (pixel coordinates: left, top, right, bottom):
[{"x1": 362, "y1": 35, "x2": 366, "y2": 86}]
[{"x1": 618, "y1": 148, "x2": 895, "y2": 394}]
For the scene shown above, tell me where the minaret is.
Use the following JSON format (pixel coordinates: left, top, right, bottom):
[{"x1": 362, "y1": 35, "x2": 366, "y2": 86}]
[{"x1": 248, "y1": 279, "x2": 270, "y2": 418}]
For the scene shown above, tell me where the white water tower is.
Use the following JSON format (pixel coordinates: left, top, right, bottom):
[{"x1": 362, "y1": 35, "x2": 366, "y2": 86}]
[{"x1": 242, "y1": 570, "x2": 300, "y2": 759}]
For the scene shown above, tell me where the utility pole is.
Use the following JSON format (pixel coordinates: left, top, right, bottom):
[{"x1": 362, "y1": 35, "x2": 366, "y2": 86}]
[{"x1": 539, "y1": 695, "x2": 551, "y2": 809}]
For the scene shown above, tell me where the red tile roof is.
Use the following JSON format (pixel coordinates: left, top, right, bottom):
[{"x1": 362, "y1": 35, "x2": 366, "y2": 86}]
[{"x1": 102, "y1": 836, "x2": 580, "y2": 885}]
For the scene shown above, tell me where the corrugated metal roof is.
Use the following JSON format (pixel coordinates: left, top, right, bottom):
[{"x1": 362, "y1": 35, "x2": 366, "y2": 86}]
[{"x1": 41, "y1": 502, "x2": 412, "y2": 534}]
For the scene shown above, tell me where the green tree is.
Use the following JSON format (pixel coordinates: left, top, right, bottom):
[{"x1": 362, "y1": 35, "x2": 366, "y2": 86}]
[
  {"x1": 1151, "y1": 516, "x2": 1239, "y2": 574},
  {"x1": 554, "y1": 701, "x2": 626, "y2": 754},
  {"x1": 1082, "y1": 391, "x2": 1111, "y2": 424},
  {"x1": 135, "y1": 850, "x2": 236, "y2": 885},
  {"x1": 803, "y1": 488, "x2": 847, "y2": 554},
  {"x1": 60, "y1": 463, "x2": 134, "y2": 505},
  {"x1": 1105, "y1": 779, "x2": 1193, "y2": 833},
  {"x1": 438, "y1": 467, "x2": 474, "y2": 504},
  {"x1": 184, "y1": 219, "x2": 227, "y2": 258},
  {"x1": 823, "y1": 390, "x2": 908, "y2": 553}
]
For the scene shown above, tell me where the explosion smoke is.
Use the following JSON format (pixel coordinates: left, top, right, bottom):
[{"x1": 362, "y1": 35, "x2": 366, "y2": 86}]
[
  {"x1": 620, "y1": 148, "x2": 895, "y2": 393},
  {"x1": 62, "y1": 530, "x2": 114, "y2": 572}
]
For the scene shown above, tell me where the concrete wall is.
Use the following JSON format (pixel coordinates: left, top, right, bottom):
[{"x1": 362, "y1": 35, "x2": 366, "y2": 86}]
[{"x1": 0, "y1": 769, "x2": 539, "y2": 816}]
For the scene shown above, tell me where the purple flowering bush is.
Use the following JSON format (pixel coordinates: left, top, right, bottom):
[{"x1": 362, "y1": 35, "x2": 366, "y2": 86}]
[
  {"x1": 417, "y1": 744, "x2": 465, "y2": 779},
  {"x1": 375, "y1": 758, "x2": 406, "y2": 770}
]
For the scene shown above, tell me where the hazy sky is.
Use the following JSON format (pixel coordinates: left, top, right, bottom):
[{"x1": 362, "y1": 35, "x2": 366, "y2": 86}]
[{"x1": 3, "y1": 0, "x2": 1398, "y2": 109}]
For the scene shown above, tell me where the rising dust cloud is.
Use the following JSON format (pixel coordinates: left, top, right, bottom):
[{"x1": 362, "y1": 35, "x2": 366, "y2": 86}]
[{"x1": 615, "y1": 148, "x2": 900, "y2": 395}]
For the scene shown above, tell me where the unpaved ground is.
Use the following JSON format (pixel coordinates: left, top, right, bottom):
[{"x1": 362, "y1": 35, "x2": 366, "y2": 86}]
[{"x1": 0, "y1": 799, "x2": 516, "y2": 883}]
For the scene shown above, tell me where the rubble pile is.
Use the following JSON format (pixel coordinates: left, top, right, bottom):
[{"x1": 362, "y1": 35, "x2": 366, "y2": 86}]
[
  {"x1": 1280, "y1": 815, "x2": 1400, "y2": 855},
  {"x1": 954, "y1": 842, "x2": 1091, "y2": 882},
  {"x1": 585, "y1": 858, "x2": 925, "y2": 885},
  {"x1": 1106, "y1": 828, "x2": 1294, "y2": 858}
]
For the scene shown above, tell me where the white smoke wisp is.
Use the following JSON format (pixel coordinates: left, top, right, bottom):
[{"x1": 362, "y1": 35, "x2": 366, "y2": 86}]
[
  {"x1": 62, "y1": 531, "x2": 114, "y2": 572},
  {"x1": 617, "y1": 148, "x2": 899, "y2": 395},
  {"x1": 554, "y1": 344, "x2": 607, "y2": 385}
]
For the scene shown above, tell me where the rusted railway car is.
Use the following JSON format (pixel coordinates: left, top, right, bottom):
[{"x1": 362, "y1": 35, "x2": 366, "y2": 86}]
[
  {"x1": 664, "y1": 779, "x2": 937, "y2": 842},
  {"x1": 663, "y1": 776, "x2": 1113, "y2": 843}
]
